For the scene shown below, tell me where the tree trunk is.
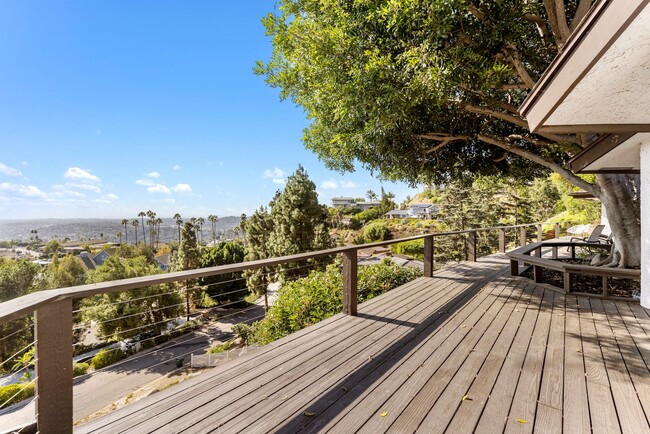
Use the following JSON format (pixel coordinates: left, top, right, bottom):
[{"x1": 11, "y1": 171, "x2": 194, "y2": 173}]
[{"x1": 595, "y1": 174, "x2": 641, "y2": 268}]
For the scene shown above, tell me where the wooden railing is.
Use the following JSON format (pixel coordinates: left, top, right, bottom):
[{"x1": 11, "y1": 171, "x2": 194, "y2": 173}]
[
  {"x1": 0, "y1": 221, "x2": 560, "y2": 433},
  {"x1": 507, "y1": 241, "x2": 640, "y2": 298}
]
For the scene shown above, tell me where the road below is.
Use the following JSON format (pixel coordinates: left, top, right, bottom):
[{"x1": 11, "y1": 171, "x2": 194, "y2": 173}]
[{"x1": 0, "y1": 305, "x2": 264, "y2": 431}]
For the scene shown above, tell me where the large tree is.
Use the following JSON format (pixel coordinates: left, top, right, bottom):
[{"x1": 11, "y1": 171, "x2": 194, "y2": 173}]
[{"x1": 258, "y1": 0, "x2": 640, "y2": 267}]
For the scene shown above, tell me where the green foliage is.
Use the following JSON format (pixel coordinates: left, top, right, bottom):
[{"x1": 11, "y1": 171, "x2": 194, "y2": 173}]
[
  {"x1": 363, "y1": 222, "x2": 391, "y2": 243},
  {"x1": 209, "y1": 341, "x2": 233, "y2": 354},
  {"x1": 83, "y1": 256, "x2": 183, "y2": 340},
  {"x1": 358, "y1": 258, "x2": 422, "y2": 301},
  {"x1": 250, "y1": 260, "x2": 422, "y2": 345},
  {"x1": 0, "y1": 383, "x2": 34, "y2": 409},
  {"x1": 45, "y1": 254, "x2": 87, "y2": 289},
  {"x1": 0, "y1": 259, "x2": 39, "y2": 374},
  {"x1": 114, "y1": 243, "x2": 157, "y2": 264},
  {"x1": 43, "y1": 239, "x2": 62, "y2": 257},
  {"x1": 391, "y1": 240, "x2": 425, "y2": 260},
  {"x1": 355, "y1": 207, "x2": 384, "y2": 224},
  {"x1": 244, "y1": 166, "x2": 333, "y2": 295},
  {"x1": 90, "y1": 348, "x2": 127, "y2": 370},
  {"x1": 232, "y1": 323, "x2": 252, "y2": 346},
  {"x1": 199, "y1": 241, "x2": 246, "y2": 303},
  {"x1": 172, "y1": 222, "x2": 201, "y2": 272},
  {"x1": 258, "y1": 1, "x2": 555, "y2": 185},
  {"x1": 347, "y1": 217, "x2": 362, "y2": 230},
  {"x1": 73, "y1": 362, "x2": 90, "y2": 377}
]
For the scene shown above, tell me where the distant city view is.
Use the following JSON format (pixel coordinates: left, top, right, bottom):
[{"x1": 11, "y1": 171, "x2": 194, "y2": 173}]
[{"x1": 0, "y1": 216, "x2": 241, "y2": 243}]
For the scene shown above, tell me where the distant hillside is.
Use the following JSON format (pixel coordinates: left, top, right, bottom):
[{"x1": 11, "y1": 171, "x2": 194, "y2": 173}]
[
  {"x1": 0, "y1": 217, "x2": 241, "y2": 243},
  {"x1": 407, "y1": 190, "x2": 437, "y2": 205}
]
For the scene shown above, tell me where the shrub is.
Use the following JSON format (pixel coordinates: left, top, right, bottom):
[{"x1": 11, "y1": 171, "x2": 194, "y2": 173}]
[
  {"x1": 90, "y1": 348, "x2": 126, "y2": 370},
  {"x1": 347, "y1": 217, "x2": 362, "y2": 230},
  {"x1": 72, "y1": 362, "x2": 89, "y2": 377},
  {"x1": 363, "y1": 222, "x2": 390, "y2": 243},
  {"x1": 209, "y1": 341, "x2": 232, "y2": 354},
  {"x1": 355, "y1": 207, "x2": 384, "y2": 224},
  {"x1": 391, "y1": 240, "x2": 425, "y2": 261},
  {"x1": 232, "y1": 323, "x2": 252, "y2": 346},
  {"x1": 250, "y1": 260, "x2": 422, "y2": 345},
  {"x1": 0, "y1": 383, "x2": 35, "y2": 409}
]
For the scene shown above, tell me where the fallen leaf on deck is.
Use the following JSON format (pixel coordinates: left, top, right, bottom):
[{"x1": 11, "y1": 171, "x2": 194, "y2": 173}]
[
  {"x1": 516, "y1": 419, "x2": 528, "y2": 424},
  {"x1": 340, "y1": 386, "x2": 348, "y2": 393},
  {"x1": 462, "y1": 395, "x2": 473, "y2": 401},
  {"x1": 303, "y1": 411, "x2": 314, "y2": 417},
  {"x1": 460, "y1": 324, "x2": 466, "y2": 328},
  {"x1": 380, "y1": 411, "x2": 388, "y2": 417}
]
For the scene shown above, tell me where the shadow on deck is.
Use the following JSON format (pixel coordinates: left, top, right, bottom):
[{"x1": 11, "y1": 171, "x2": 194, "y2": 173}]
[{"x1": 76, "y1": 254, "x2": 650, "y2": 433}]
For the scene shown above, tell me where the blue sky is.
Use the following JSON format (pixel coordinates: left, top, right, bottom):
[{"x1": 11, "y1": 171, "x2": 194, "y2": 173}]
[{"x1": 0, "y1": 2, "x2": 419, "y2": 219}]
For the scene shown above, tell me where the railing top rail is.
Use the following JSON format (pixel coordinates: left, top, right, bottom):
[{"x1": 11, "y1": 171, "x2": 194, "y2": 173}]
[{"x1": 0, "y1": 221, "x2": 552, "y2": 324}]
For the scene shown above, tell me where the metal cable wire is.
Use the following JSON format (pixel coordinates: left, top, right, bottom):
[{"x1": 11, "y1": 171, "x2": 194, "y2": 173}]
[{"x1": 0, "y1": 342, "x2": 35, "y2": 369}]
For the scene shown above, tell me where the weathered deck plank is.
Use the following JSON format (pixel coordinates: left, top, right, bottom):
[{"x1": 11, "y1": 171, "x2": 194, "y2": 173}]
[{"x1": 74, "y1": 255, "x2": 650, "y2": 434}]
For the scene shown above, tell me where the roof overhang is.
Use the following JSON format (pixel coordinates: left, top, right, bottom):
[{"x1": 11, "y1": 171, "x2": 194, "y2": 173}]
[{"x1": 520, "y1": 0, "x2": 650, "y2": 134}]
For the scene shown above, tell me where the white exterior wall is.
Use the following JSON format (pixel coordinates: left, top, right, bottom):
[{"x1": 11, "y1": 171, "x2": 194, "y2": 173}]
[{"x1": 641, "y1": 142, "x2": 650, "y2": 308}]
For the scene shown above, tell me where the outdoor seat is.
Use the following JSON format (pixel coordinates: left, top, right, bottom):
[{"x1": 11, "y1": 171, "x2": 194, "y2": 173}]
[
  {"x1": 567, "y1": 224, "x2": 607, "y2": 253},
  {"x1": 569, "y1": 224, "x2": 605, "y2": 244}
]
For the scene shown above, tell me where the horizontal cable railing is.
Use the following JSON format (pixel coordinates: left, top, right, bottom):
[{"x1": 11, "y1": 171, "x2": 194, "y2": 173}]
[{"x1": 0, "y1": 221, "x2": 571, "y2": 432}]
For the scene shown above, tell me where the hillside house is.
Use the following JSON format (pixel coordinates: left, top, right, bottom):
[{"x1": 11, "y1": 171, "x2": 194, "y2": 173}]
[{"x1": 331, "y1": 197, "x2": 356, "y2": 208}]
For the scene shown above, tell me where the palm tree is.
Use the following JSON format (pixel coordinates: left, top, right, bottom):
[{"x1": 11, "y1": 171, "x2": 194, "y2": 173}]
[
  {"x1": 138, "y1": 211, "x2": 147, "y2": 246},
  {"x1": 132, "y1": 219, "x2": 139, "y2": 244},
  {"x1": 155, "y1": 217, "x2": 163, "y2": 248},
  {"x1": 197, "y1": 217, "x2": 205, "y2": 245},
  {"x1": 121, "y1": 219, "x2": 129, "y2": 244},
  {"x1": 366, "y1": 190, "x2": 378, "y2": 201},
  {"x1": 146, "y1": 210, "x2": 156, "y2": 248},
  {"x1": 173, "y1": 213, "x2": 183, "y2": 244},
  {"x1": 208, "y1": 214, "x2": 218, "y2": 244},
  {"x1": 116, "y1": 231, "x2": 123, "y2": 244}
]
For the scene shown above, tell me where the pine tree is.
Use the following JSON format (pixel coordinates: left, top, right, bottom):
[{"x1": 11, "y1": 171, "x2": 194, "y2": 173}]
[
  {"x1": 243, "y1": 207, "x2": 273, "y2": 296},
  {"x1": 172, "y1": 222, "x2": 201, "y2": 320}
]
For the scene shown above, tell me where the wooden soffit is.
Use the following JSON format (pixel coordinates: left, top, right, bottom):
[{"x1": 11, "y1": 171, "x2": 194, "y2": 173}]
[{"x1": 520, "y1": 0, "x2": 650, "y2": 134}]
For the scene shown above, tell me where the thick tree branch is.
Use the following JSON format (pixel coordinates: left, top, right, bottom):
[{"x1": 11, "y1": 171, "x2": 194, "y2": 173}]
[
  {"x1": 523, "y1": 13, "x2": 548, "y2": 37},
  {"x1": 468, "y1": 3, "x2": 486, "y2": 21},
  {"x1": 418, "y1": 134, "x2": 469, "y2": 153},
  {"x1": 571, "y1": 0, "x2": 592, "y2": 31},
  {"x1": 543, "y1": 0, "x2": 566, "y2": 47},
  {"x1": 499, "y1": 83, "x2": 530, "y2": 90},
  {"x1": 553, "y1": 0, "x2": 572, "y2": 42},
  {"x1": 477, "y1": 134, "x2": 600, "y2": 195},
  {"x1": 503, "y1": 44, "x2": 536, "y2": 88},
  {"x1": 464, "y1": 104, "x2": 529, "y2": 129}
]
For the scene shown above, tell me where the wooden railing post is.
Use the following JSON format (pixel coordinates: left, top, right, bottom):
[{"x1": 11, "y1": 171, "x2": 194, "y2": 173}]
[
  {"x1": 520, "y1": 227, "x2": 527, "y2": 247},
  {"x1": 36, "y1": 299, "x2": 73, "y2": 434},
  {"x1": 342, "y1": 251, "x2": 358, "y2": 316},
  {"x1": 424, "y1": 235, "x2": 434, "y2": 277},
  {"x1": 467, "y1": 231, "x2": 477, "y2": 262},
  {"x1": 554, "y1": 222, "x2": 560, "y2": 239},
  {"x1": 498, "y1": 228, "x2": 506, "y2": 253},
  {"x1": 537, "y1": 224, "x2": 543, "y2": 242}
]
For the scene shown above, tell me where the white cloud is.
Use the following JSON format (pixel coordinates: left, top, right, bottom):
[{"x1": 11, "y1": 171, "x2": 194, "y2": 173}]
[
  {"x1": 263, "y1": 168, "x2": 286, "y2": 179},
  {"x1": 173, "y1": 165, "x2": 181, "y2": 171},
  {"x1": 0, "y1": 163, "x2": 22, "y2": 177},
  {"x1": 136, "y1": 179, "x2": 155, "y2": 187},
  {"x1": 172, "y1": 183, "x2": 192, "y2": 193},
  {"x1": 264, "y1": 168, "x2": 287, "y2": 185},
  {"x1": 321, "y1": 179, "x2": 357, "y2": 190},
  {"x1": 147, "y1": 184, "x2": 171, "y2": 194},
  {"x1": 64, "y1": 167, "x2": 101, "y2": 183},
  {"x1": 0, "y1": 182, "x2": 47, "y2": 198},
  {"x1": 146, "y1": 171, "x2": 160, "y2": 178},
  {"x1": 321, "y1": 180, "x2": 338, "y2": 190},
  {"x1": 64, "y1": 182, "x2": 101, "y2": 193},
  {"x1": 105, "y1": 193, "x2": 119, "y2": 200}
]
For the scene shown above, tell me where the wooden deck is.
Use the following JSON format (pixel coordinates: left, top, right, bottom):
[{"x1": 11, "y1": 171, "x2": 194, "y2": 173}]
[{"x1": 76, "y1": 254, "x2": 650, "y2": 433}]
